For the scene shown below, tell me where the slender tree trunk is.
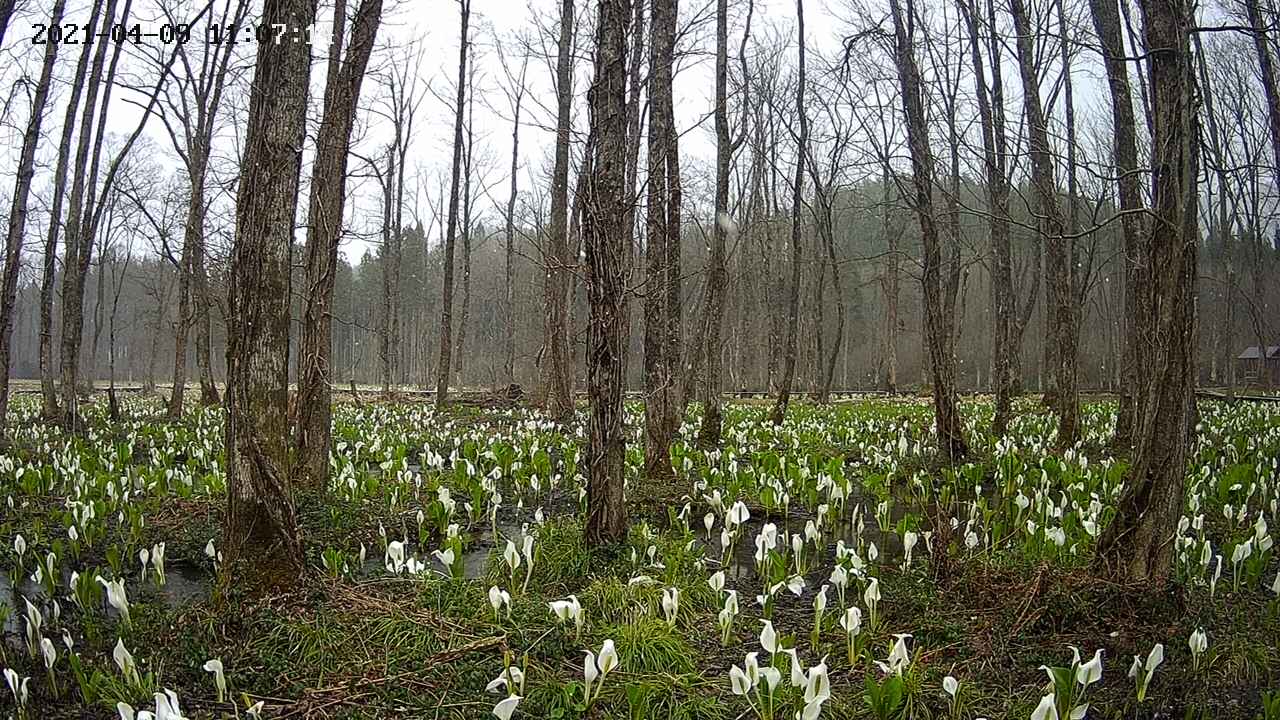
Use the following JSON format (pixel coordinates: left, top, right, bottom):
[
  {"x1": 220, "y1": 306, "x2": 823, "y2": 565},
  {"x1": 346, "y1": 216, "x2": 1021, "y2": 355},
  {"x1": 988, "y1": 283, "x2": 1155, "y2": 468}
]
[
  {"x1": 1056, "y1": 0, "x2": 1083, "y2": 448},
  {"x1": 168, "y1": 166, "x2": 204, "y2": 418},
  {"x1": 644, "y1": 0, "x2": 680, "y2": 477},
  {"x1": 1094, "y1": 0, "x2": 1198, "y2": 586},
  {"x1": 888, "y1": 0, "x2": 968, "y2": 460},
  {"x1": 1244, "y1": 0, "x2": 1280, "y2": 189},
  {"x1": 813, "y1": 190, "x2": 844, "y2": 403},
  {"x1": 584, "y1": 0, "x2": 632, "y2": 544},
  {"x1": 698, "y1": 0, "x2": 731, "y2": 445},
  {"x1": 1195, "y1": 34, "x2": 1234, "y2": 395},
  {"x1": 146, "y1": 282, "x2": 167, "y2": 392},
  {"x1": 0, "y1": 0, "x2": 64, "y2": 429},
  {"x1": 1089, "y1": 0, "x2": 1146, "y2": 448},
  {"x1": 62, "y1": 0, "x2": 130, "y2": 429},
  {"x1": 223, "y1": 0, "x2": 315, "y2": 595},
  {"x1": 296, "y1": 0, "x2": 381, "y2": 488},
  {"x1": 380, "y1": 149, "x2": 395, "y2": 396},
  {"x1": 435, "y1": 0, "x2": 470, "y2": 409},
  {"x1": 543, "y1": 0, "x2": 575, "y2": 422},
  {"x1": 769, "y1": 0, "x2": 806, "y2": 426},
  {"x1": 40, "y1": 0, "x2": 99, "y2": 418},
  {"x1": 503, "y1": 70, "x2": 525, "y2": 387},
  {"x1": 881, "y1": 169, "x2": 898, "y2": 394},
  {"x1": 455, "y1": 70, "x2": 476, "y2": 387},
  {"x1": 960, "y1": 0, "x2": 1016, "y2": 434},
  {"x1": 1010, "y1": 0, "x2": 1075, "y2": 446}
]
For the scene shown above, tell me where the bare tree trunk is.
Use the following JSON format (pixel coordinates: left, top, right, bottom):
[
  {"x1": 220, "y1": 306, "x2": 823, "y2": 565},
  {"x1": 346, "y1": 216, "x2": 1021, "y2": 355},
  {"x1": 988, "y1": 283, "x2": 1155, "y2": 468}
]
[
  {"x1": 960, "y1": 0, "x2": 1017, "y2": 434},
  {"x1": 380, "y1": 148, "x2": 395, "y2": 396},
  {"x1": 223, "y1": 0, "x2": 314, "y2": 594},
  {"x1": 881, "y1": 168, "x2": 898, "y2": 393},
  {"x1": 1095, "y1": 0, "x2": 1198, "y2": 586},
  {"x1": 811, "y1": 186, "x2": 844, "y2": 403},
  {"x1": 1056, "y1": 0, "x2": 1083, "y2": 447},
  {"x1": 194, "y1": 243, "x2": 219, "y2": 403},
  {"x1": 644, "y1": 0, "x2": 680, "y2": 477},
  {"x1": 502, "y1": 61, "x2": 527, "y2": 387},
  {"x1": 543, "y1": 0, "x2": 575, "y2": 422},
  {"x1": 296, "y1": 0, "x2": 382, "y2": 488},
  {"x1": 698, "y1": 0, "x2": 733, "y2": 445},
  {"x1": 0, "y1": 0, "x2": 64, "y2": 428},
  {"x1": 435, "y1": 0, "x2": 470, "y2": 409},
  {"x1": 1195, "y1": 34, "x2": 1234, "y2": 395},
  {"x1": 40, "y1": 0, "x2": 99, "y2": 418},
  {"x1": 584, "y1": 0, "x2": 632, "y2": 544},
  {"x1": 1105, "y1": 0, "x2": 1149, "y2": 449},
  {"x1": 146, "y1": 278, "x2": 169, "y2": 392},
  {"x1": 769, "y1": 0, "x2": 806, "y2": 426},
  {"x1": 1010, "y1": 0, "x2": 1076, "y2": 446},
  {"x1": 888, "y1": 0, "x2": 968, "y2": 460},
  {"x1": 168, "y1": 168, "x2": 203, "y2": 418},
  {"x1": 52, "y1": 0, "x2": 113, "y2": 421},
  {"x1": 1244, "y1": 0, "x2": 1280, "y2": 189},
  {"x1": 454, "y1": 67, "x2": 476, "y2": 388}
]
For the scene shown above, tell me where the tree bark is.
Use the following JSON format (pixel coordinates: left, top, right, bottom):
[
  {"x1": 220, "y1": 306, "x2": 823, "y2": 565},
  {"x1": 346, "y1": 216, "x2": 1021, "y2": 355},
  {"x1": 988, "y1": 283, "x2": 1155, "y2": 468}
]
[
  {"x1": 454, "y1": 67, "x2": 476, "y2": 388},
  {"x1": 1009, "y1": 0, "x2": 1076, "y2": 446},
  {"x1": 380, "y1": 149, "x2": 395, "y2": 396},
  {"x1": 296, "y1": 0, "x2": 382, "y2": 488},
  {"x1": 223, "y1": 0, "x2": 315, "y2": 594},
  {"x1": 888, "y1": 0, "x2": 968, "y2": 460},
  {"x1": 769, "y1": 0, "x2": 806, "y2": 426},
  {"x1": 1094, "y1": 0, "x2": 1198, "y2": 586},
  {"x1": 644, "y1": 0, "x2": 680, "y2": 477},
  {"x1": 1244, "y1": 0, "x2": 1280, "y2": 191},
  {"x1": 959, "y1": 0, "x2": 1017, "y2": 435},
  {"x1": 39, "y1": 0, "x2": 100, "y2": 418},
  {"x1": 435, "y1": 0, "x2": 470, "y2": 409},
  {"x1": 1087, "y1": 0, "x2": 1146, "y2": 448},
  {"x1": 880, "y1": 167, "x2": 898, "y2": 394},
  {"x1": 56, "y1": 0, "x2": 118, "y2": 425},
  {"x1": 584, "y1": 0, "x2": 631, "y2": 544},
  {"x1": 543, "y1": 0, "x2": 576, "y2": 422},
  {"x1": 0, "y1": 0, "x2": 65, "y2": 429},
  {"x1": 503, "y1": 64, "x2": 527, "y2": 387},
  {"x1": 697, "y1": 0, "x2": 733, "y2": 447}
]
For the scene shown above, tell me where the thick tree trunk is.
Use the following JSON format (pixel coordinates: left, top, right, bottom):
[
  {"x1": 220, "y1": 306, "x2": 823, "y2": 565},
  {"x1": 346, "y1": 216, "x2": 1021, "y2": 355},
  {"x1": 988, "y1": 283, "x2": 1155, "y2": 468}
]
[
  {"x1": 223, "y1": 0, "x2": 315, "y2": 594},
  {"x1": 543, "y1": 0, "x2": 575, "y2": 422},
  {"x1": 769, "y1": 0, "x2": 806, "y2": 427},
  {"x1": 435, "y1": 0, "x2": 470, "y2": 409},
  {"x1": 0, "y1": 0, "x2": 64, "y2": 429},
  {"x1": 1094, "y1": 0, "x2": 1198, "y2": 586},
  {"x1": 584, "y1": 0, "x2": 632, "y2": 544},
  {"x1": 296, "y1": 0, "x2": 382, "y2": 488},
  {"x1": 888, "y1": 0, "x2": 968, "y2": 460}
]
